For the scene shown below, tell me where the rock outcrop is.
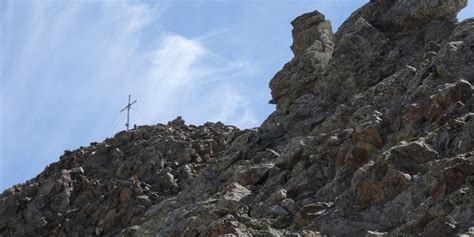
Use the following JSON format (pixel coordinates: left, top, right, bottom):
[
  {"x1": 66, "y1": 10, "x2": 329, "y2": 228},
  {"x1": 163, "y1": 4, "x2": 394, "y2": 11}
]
[{"x1": 1, "y1": 0, "x2": 473, "y2": 236}]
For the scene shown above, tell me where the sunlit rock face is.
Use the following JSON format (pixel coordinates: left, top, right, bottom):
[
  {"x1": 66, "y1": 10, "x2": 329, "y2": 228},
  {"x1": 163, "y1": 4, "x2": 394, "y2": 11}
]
[{"x1": 1, "y1": 1, "x2": 473, "y2": 236}]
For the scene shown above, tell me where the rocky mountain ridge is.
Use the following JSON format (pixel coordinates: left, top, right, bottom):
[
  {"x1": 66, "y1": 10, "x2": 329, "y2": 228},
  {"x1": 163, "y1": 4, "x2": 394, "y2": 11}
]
[{"x1": 1, "y1": 0, "x2": 474, "y2": 236}]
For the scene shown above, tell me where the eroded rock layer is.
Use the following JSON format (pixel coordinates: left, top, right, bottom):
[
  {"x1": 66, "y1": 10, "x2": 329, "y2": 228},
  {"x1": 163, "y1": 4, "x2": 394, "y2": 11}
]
[{"x1": 1, "y1": 0, "x2": 473, "y2": 236}]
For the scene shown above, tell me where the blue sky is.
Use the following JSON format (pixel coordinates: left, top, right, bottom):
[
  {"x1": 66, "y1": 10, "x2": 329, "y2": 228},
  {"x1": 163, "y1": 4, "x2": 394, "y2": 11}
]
[{"x1": 0, "y1": 1, "x2": 472, "y2": 190}]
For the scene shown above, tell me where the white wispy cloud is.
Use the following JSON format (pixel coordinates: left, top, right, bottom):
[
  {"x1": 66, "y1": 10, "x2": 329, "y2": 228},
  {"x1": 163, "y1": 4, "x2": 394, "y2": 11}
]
[{"x1": 135, "y1": 32, "x2": 257, "y2": 127}]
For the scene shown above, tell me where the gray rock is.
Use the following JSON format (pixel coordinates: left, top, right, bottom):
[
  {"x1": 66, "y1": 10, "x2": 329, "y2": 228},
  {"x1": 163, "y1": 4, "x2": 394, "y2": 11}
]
[
  {"x1": 70, "y1": 166, "x2": 84, "y2": 175},
  {"x1": 267, "y1": 205, "x2": 289, "y2": 217}
]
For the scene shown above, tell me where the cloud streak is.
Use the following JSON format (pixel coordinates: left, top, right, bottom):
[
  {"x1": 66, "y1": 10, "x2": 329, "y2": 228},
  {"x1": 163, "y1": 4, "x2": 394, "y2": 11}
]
[{"x1": 135, "y1": 33, "x2": 256, "y2": 127}]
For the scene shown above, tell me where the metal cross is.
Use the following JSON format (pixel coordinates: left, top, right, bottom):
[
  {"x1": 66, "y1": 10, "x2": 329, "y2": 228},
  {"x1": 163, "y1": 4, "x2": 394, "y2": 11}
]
[{"x1": 120, "y1": 95, "x2": 138, "y2": 131}]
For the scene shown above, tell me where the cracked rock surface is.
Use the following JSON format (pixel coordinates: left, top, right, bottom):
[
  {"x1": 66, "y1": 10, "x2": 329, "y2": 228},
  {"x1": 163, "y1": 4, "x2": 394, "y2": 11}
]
[{"x1": 1, "y1": 1, "x2": 473, "y2": 236}]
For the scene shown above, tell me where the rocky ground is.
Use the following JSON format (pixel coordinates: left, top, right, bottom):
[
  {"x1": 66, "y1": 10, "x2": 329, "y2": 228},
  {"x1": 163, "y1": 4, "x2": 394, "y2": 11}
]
[{"x1": 1, "y1": 0, "x2": 474, "y2": 236}]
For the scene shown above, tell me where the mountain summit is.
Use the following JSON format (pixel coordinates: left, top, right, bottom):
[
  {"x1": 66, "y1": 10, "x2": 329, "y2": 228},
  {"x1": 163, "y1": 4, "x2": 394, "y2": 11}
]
[{"x1": 1, "y1": 1, "x2": 473, "y2": 236}]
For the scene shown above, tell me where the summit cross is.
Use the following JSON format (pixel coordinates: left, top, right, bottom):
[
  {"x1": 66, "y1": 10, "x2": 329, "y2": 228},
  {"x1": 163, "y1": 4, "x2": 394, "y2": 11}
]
[{"x1": 120, "y1": 95, "x2": 138, "y2": 131}]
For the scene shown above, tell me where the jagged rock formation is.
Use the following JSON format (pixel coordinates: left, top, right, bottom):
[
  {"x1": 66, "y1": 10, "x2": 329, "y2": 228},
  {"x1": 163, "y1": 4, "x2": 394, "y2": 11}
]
[{"x1": 1, "y1": 0, "x2": 474, "y2": 236}]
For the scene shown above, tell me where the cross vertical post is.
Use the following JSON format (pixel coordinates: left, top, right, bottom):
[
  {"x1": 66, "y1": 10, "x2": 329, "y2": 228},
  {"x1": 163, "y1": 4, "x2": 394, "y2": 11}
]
[
  {"x1": 120, "y1": 95, "x2": 138, "y2": 131},
  {"x1": 126, "y1": 95, "x2": 131, "y2": 130}
]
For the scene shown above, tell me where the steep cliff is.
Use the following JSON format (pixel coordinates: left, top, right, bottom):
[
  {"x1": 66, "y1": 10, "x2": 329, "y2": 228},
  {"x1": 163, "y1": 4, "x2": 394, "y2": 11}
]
[{"x1": 1, "y1": 0, "x2": 473, "y2": 236}]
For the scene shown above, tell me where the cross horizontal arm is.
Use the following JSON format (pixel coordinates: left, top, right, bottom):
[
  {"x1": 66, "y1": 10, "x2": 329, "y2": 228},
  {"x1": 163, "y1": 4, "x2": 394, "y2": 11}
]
[
  {"x1": 120, "y1": 100, "x2": 138, "y2": 112},
  {"x1": 120, "y1": 106, "x2": 129, "y2": 112}
]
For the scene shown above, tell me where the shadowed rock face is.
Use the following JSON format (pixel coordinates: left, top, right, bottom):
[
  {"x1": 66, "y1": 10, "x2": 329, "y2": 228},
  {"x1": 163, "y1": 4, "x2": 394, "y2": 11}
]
[{"x1": 1, "y1": 1, "x2": 473, "y2": 236}]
